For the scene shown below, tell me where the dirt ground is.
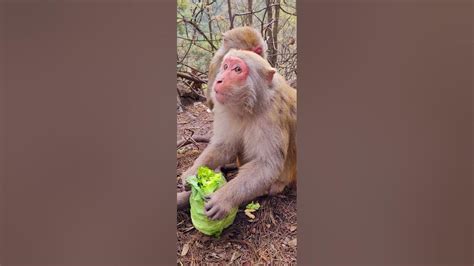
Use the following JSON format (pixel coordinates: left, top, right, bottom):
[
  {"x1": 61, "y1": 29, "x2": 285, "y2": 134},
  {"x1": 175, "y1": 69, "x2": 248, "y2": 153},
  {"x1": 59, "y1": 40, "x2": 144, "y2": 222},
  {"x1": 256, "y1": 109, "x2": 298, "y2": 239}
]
[{"x1": 177, "y1": 102, "x2": 297, "y2": 265}]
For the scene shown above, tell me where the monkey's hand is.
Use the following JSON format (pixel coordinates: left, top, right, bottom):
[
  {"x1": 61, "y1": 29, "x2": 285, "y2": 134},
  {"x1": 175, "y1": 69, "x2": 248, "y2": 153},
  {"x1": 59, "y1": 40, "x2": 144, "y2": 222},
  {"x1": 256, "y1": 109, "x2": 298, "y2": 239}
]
[
  {"x1": 179, "y1": 173, "x2": 191, "y2": 191},
  {"x1": 204, "y1": 185, "x2": 236, "y2": 220}
]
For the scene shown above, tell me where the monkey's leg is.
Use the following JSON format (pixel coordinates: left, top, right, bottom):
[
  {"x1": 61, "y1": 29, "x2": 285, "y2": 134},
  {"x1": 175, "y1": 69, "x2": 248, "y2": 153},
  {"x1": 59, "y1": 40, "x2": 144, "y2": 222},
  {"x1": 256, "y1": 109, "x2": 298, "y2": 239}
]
[
  {"x1": 220, "y1": 163, "x2": 238, "y2": 172},
  {"x1": 268, "y1": 161, "x2": 295, "y2": 195},
  {"x1": 268, "y1": 181, "x2": 286, "y2": 195},
  {"x1": 219, "y1": 152, "x2": 244, "y2": 179},
  {"x1": 177, "y1": 191, "x2": 191, "y2": 209}
]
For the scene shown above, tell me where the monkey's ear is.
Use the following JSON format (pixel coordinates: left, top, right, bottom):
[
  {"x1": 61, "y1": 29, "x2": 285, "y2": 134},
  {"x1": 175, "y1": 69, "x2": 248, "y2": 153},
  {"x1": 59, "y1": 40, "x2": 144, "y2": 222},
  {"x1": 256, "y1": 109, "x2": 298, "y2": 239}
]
[
  {"x1": 265, "y1": 68, "x2": 276, "y2": 84},
  {"x1": 252, "y1": 45, "x2": 263, "y2": 55}
]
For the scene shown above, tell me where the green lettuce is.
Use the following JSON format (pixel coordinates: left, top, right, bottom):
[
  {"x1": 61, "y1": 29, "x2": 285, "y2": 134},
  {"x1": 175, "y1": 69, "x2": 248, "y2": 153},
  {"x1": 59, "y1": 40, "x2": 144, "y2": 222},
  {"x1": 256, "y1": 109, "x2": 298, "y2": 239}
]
[
  {"x1": 245, "y1": 201, "x2": 261, "y2": 211},
  {"x1": 187, "y1": 166, "x2": 237, "y2": 237}
]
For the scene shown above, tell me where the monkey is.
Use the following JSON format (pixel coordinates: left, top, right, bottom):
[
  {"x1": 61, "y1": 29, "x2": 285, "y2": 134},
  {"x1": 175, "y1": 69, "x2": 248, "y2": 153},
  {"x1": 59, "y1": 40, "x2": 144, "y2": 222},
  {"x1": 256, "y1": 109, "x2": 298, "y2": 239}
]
[
  {"x1": 206, "y1": 26, "x2": 267, "y2": 111},
  {"x1": 177, "y1": 190, "x2": 191, "y2": 209},
  {"x1": 177, "y1": 49, "x2": 297, "y2": 220},
  {"x1": 202, "y1": 26, "x2": 267, "y2": 175}
]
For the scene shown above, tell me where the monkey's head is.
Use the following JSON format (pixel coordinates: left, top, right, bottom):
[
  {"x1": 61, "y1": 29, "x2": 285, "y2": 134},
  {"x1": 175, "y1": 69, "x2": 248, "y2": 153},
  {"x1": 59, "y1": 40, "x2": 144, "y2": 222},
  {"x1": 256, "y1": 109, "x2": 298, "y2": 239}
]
[
  {"x1": 212, "y1": 49, "x2": 276, "y2": 114},
  {"x1": 222, "y1": 27, "x2": 267, "y2": 59}
]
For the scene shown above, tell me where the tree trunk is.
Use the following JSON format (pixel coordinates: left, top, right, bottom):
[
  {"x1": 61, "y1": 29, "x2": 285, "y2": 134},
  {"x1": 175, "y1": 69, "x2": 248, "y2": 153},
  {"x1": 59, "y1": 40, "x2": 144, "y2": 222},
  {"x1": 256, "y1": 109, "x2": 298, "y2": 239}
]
[
  {"x1": 273, "y1": 0, "x2": 280, "y2": 66},
  {"x1": 207, "y1": 0, "x2": 214, "y2": 49},
  {"x1": 227, "y1": 0, "x2": 234, "y2": 29},
  {"x1": 247, "y1": 0, "x2": 253, "y2": 26},
  {"x1": 266, "y1": 0, "x2": 276, "y2": 66}
]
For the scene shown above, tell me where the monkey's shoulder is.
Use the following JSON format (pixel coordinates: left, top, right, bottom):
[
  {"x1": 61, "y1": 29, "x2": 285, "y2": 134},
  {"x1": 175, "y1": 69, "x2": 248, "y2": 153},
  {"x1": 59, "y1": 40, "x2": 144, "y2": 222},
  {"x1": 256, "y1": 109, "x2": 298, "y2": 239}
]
[
  {"x1": 274, "y1": 75, "x2": 296, "y2": 99},
  {"x1": 271, "y1": 84, "x2": 296, "y2": 111}
]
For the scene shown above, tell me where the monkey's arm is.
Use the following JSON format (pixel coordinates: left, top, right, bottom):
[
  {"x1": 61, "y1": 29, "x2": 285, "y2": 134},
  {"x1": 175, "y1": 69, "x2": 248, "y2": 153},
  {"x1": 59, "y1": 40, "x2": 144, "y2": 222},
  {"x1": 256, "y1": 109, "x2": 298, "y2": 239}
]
[
  {"x1": 180, "y1": 141, "x2": 238, "y2": 189},
  {"x1": 205, "y1": 131, "x2": 288, "y2": 220},
  {"x1": 204, "y1": 159, "x2": 284, "y2": 220},
  {"x1": 177, "y1": 141, "x2": 236, "y2": 209}
]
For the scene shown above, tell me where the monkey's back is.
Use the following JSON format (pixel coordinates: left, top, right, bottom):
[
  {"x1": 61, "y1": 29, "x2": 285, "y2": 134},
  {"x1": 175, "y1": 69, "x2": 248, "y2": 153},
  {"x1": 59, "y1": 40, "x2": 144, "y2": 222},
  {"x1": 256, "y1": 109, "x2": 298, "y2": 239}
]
[
  {"x1": 271, "y1": 76, "x2": 297, "y2": 186},
  {"x1": 283, "y1": 85, "x2": 297, "y2": 185}
]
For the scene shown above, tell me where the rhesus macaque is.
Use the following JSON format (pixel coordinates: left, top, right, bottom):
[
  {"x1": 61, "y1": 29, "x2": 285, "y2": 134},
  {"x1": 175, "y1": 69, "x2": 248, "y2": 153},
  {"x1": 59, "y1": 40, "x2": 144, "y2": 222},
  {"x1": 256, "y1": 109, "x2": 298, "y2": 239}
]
[
  {"x1": 178, "y1": 49, "x2": 297, "y2": 220},
  {"x1": 206, "y1": 26, "x2": 267, "y2": 110}
]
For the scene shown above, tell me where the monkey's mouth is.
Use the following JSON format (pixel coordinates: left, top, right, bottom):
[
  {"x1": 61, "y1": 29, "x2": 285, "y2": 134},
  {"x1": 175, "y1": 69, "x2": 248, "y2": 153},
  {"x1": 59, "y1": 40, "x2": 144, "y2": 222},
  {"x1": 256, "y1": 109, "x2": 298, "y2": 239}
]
[{"x1": 215, "y1": 92, "x2": 227, "y2": 104}]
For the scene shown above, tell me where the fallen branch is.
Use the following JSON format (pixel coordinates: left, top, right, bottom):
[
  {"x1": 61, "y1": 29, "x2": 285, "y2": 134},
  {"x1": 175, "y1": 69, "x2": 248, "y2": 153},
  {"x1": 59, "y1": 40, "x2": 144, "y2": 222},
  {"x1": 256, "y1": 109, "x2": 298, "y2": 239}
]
[
  {"x1": 177, "y1": 135, "x2": 210, "y2": 149},
  {"x1": 177, "y1": 72, "x2": 207, "y2": 84}
]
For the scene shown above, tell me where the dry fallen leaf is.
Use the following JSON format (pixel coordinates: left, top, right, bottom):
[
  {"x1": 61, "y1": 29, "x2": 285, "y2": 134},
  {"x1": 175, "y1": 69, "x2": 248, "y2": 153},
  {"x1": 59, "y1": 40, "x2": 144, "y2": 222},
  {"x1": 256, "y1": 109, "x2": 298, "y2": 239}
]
[
  {"x1": 288, "y1": 238, "x2": 297, "y2": 247},
  {"x1": 245, "y1": 210, "x2": 256, "y2": 219},
  {"x1": 201, "y1": 236, "x2": 211, "y2": 243},
  {"x1": 289, "y1": 225, "x2": 297, "y2": 232},
  {"x1": 230, "y1": 251, "x2": 241, "y2": 263},
  {"x1": 180, "y1": 243, "x2": 190, "y2": 256},
  {"x1": 195, "y1": 241, "x2": 203, "y2": 248},
  {"x1": 269, "y1": 211, "x2": 277, "y2": 225},
  {"x1": 184, "y1": 226, "x2": 194, "y2": 232}
]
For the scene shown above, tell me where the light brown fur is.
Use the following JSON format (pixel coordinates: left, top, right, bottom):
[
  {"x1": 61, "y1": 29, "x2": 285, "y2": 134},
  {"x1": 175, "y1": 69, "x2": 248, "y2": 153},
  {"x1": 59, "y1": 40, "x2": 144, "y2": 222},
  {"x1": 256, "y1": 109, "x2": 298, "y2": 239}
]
[
  {"x1": 206, "y1": 27, "x2": 267, "y2": 110},
  {"x1": 178, "y1": 50, "x2": 296, "y2": 220}
]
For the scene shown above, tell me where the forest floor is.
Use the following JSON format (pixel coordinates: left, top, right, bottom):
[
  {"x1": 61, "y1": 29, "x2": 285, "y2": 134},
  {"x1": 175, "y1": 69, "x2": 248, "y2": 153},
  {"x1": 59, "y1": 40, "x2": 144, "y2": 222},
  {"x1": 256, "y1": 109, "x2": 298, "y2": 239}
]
[{"x1": 176, "y1": 101, "x2": 297, "y2": 265}]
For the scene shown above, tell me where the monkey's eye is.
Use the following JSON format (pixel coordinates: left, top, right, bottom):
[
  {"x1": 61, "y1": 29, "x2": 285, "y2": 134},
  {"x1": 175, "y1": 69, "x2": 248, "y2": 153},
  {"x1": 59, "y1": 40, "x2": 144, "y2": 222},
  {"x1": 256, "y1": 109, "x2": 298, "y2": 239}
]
[
  {"x1": 223, "y1": 64, "x2": 228, "y2": 70},
  {"x1": 234, "y1": 66, "x2": 242, "y2": 73}
]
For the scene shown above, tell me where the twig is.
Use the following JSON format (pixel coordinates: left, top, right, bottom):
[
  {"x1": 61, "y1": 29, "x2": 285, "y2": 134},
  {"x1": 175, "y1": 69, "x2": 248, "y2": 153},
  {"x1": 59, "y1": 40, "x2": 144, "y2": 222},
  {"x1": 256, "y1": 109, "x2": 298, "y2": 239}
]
[
  {"x1": 177, "y1": 72, "x2": 207, "y2": 84},
  {"x1": 177, "y1": 36, "x2": 219, "y2": 43},
  {"x1": 177, "y1": 135, "x2": 211, "y2": 149},
  {"x1": 182, "y1": 19, "x2": 218, "y2": 51},
  {"x1": 177, "y1": 61, "x2": 207, "y2": 76},
  {"x1": 279, "y1": 5, "x2": 296, "y2": 16},
  {"x1": 227, "y1": 0, "x2": 234, "y2": 29},
  {"x1": 233, "y1": 3, "x2": 279, "y2": 18}
]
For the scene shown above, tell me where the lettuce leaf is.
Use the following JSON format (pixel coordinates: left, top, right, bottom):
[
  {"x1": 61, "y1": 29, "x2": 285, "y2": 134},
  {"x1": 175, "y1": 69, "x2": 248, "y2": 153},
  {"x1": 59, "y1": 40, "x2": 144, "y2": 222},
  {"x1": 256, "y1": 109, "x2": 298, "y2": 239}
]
[
  {"x1": 245, "y1": 201, "x2": 261, "y2": 211},
  {"x1": 186, "y1": 166, "x2": 237, "y2": 237}
]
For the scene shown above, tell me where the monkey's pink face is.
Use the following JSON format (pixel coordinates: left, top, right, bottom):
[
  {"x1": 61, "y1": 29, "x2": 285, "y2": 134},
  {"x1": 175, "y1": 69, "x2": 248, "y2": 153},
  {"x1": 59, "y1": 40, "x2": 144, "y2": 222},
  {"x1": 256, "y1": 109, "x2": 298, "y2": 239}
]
[{"x1": 214, "y1": 56, "x2": 249, "y2": 104}]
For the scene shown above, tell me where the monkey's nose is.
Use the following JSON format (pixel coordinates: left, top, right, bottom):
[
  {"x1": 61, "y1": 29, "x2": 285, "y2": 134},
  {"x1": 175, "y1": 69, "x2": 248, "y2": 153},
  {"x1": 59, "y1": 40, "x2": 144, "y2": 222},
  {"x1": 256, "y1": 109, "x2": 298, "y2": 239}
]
[{"x1": 216, "y1": 79, "x2": 223, "y2": 84}]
